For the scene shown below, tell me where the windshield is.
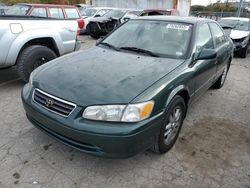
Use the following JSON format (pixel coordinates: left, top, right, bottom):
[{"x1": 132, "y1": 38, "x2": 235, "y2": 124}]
[
  {"x1": 100, "y1": 20, "x2": 192, "y2": 59},
  {"x1": 219, "y1": 19, "x2": 249, "y2": 31},
  {"x1": 103, "y1": 9, "x2": 126, "y2": 18},
  {"x1": 5, "y1": 5, "x2": 30, "y2": 16},
  {"x1": 81, "y1": 8, "x2": 98, "y2": 17}
]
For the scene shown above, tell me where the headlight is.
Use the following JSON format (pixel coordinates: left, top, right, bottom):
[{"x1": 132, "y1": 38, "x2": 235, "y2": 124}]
[
  {"x1": 242, "y1": 36, "x2": 249, "y2": 45},
  {"x1": 82, "y1": 101, "x2": 154, "y2": 122}
]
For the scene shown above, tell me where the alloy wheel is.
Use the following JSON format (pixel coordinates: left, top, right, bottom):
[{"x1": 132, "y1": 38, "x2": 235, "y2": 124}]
[{"x1": 164, "y1": 106, "x2": 182, "y2": 145}]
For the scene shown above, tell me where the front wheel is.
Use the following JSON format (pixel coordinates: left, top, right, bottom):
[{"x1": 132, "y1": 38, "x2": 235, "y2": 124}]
[
  {"x1": 16, "y1": 45, "x2": 57, "y2": 82},
  {"x1": 151, "y1": 95, "x2": 186, "y2": 154},
  {"x1": 240, "y1": 44, "x2": 249, "y2": 58}
]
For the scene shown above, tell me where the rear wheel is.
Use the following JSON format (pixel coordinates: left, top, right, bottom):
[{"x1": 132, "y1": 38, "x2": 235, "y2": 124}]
[
  {"x1": 212, "y1": 65, "x2": 229, "y2": 89},
  {"x1": 16, "y1": 45, "x2": 57, "y2": 82},
  {"x1": 151, "y1": 95, "x2": 186, "y2": 154}
]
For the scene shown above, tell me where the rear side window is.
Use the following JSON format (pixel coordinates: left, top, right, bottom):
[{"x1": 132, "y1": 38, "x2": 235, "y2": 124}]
[
  {"x1": 209, "y1": 23, "x2": 226, "y2": 48},
  {"x1": 196, "y1": 23, "x2": 214, "y2": 50},
  {"x1": 30, "y1": 7, "x2": 46, "y2": 17},
  {"x1": 64, "y1": 8, "x2": 79, "y2": 19},
  {"x1": 49, "y1": 8, "x2": 64, "y2": 19}
]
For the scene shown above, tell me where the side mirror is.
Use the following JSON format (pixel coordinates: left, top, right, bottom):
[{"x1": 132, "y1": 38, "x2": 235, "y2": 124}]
[
  {"x1": 196, "y1": 49, "x2": 217, "y2": 60},
  {"x1": 94, "y1": 14, "x2": 101, "y2": 17},
  {"x1": 123, "y1": 17, "x2": 130, "y2": 22}
]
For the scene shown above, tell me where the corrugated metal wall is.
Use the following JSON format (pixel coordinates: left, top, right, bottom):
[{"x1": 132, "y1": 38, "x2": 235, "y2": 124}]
[{"x1": 91, "y1": 0, "x2": 190, "y2": 16}]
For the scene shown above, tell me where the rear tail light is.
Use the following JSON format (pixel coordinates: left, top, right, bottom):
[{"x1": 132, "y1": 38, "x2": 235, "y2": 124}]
[{"x1": 76, "y1": 19, "x2": 85, "y2": 36}]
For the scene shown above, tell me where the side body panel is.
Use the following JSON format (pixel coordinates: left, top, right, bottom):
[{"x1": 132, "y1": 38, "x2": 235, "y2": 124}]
[{"x1": 0, "y1": 18, "x2": 78, "y2": 68}]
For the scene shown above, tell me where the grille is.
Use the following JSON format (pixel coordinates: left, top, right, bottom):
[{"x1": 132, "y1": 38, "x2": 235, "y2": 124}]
[
  {"x1": 233, "y1": 38, "x2": 243, "y2": 43},
  {"x1": 32, "y1": 89, "x2": 76, "y2": 117}
]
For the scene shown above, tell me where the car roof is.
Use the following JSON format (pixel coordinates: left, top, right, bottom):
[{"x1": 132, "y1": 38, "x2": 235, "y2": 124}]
[
  {"x1": 143, "y1": 8, "x2": 175, "y2": 12},
  {"x1": 17, "y1": 3, "x2": 77, "y2": 8},
  {"x1": 220, "y1": 17, "x2": 249, "y2": 21},
  {"x1": 114, "y1": 8, "x2": 141, "y2": 12},
  {"x1": 134, "y1": 16, "x2": 214, "y2": 24},
  {"x1": 89, "y1": 7, "x2": 114, "y2": 10}
]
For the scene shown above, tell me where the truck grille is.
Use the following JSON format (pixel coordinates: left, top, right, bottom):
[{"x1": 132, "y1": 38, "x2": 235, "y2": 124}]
[{"x1": 32, "y1": 89, "x2": 76, "y2": 117}]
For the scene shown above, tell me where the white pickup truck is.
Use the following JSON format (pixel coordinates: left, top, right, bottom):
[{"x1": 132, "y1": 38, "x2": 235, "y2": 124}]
[{"x1": 0, "y1": 16, "x2": 82, "y2": 81}]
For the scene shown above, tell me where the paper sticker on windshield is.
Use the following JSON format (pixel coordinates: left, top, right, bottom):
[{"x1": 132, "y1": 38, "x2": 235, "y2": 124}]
[
  {"x1": 176, "y1": 52, "x2": 183, "y2": 56},
  {"x1": 166, "y1": 24, "x2": 190, "y2": 30}
]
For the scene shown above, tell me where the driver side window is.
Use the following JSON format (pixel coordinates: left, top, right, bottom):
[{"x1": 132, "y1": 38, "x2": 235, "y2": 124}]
[{"x1": 196, "y1": 23, "x2": 214, "y2": 52}]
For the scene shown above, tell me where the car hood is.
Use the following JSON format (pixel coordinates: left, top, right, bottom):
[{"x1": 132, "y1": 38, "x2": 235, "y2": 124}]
[
  {"x1": 230, "y1": 29, "x2": 249, "y2": 39},
  {"x1": 33, "y1": 47, "x2": 185, "y2": 107},
  {"x1": 89, "y1": 17, "x2": 118, "y2": 23}
]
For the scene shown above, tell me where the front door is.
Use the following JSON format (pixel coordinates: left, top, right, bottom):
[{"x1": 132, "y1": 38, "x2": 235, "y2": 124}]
[{"x1": 192, "y1": 23, "x2": 217, "y2": 98}]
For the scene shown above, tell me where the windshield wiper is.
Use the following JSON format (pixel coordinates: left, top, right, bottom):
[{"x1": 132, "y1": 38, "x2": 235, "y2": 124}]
[
  {"x1": 119, "y1": 47, "x2": 159, "y2": 57},
  {"x1": 98, "y1": 42, "x2": 120, "y2": 51}
]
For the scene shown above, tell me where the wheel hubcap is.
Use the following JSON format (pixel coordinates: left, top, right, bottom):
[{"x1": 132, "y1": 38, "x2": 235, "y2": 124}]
[
  {"x1": 164, "y1": 106, "x2": 182, "y2": 145},
  {"x1": 33, "y1": 57, "x2": 47, "y2": 69},
  {"x1": 221, "y1": 66, "x2": 228, "y2": 85}
]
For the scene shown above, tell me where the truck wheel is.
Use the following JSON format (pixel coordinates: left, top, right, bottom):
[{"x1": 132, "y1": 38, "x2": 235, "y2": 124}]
[
  {"x1": 16, "y1": 45, "x2": 57, "y2": 82},
  {"x1": 151, "y1": 95, "x2": 186, "y2": 154},
  {"x1": 212, "y1": 65, "x2": 229, "y2": 89},
  {"x1": 240, "y1": 44, "x2": 248, "y2": 58}
]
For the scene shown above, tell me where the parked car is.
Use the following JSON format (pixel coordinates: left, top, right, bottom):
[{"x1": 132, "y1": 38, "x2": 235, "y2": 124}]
[
  {"x1": 219, "y1": 17, "x2": 250, "y2": 58},
  {"x1": 22, "y1": 16, "x2": 233, "y2": 158},
  {"x1": 140, "y1": 9, "x2": 179, "y2": 16},
  {"x1": 0, "y1": 15, "x2": 82, "y2": 82},
  {"x1": 80, "y1": 7, "x2": 113, "y2": 34},
  {"x1": 6, "y1": 3, "x2": 82, "y2": 19},
  {"x1": 86, "y1": 8, "x2": 141, "y2": 38}
]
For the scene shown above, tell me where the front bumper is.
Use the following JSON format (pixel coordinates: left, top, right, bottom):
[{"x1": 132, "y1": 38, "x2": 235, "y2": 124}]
[
  {"x1": 22, "y1": 85, "x2": 164, "y2": 158},
  {"x1": 233, "y1": 41, "x2": 248, "y2": 52}
]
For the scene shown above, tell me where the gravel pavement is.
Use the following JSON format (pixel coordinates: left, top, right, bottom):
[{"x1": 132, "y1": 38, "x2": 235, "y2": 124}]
[{"x1": 0, "y1": 35, "x2": 249, "y2": 188}]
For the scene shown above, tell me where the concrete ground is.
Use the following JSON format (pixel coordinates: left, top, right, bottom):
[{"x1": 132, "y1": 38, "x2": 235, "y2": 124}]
[{"x1": 0, "y1": 35, "x2": 249, "y2": 188}]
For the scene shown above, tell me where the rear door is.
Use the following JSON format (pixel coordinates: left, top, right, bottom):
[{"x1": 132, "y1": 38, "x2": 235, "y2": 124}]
[
  {"x1": 30, "y1": 7, "x2": 47, "y2": 17},
  {"x1": 208, "y1": 22, "x2": 229, "y2": 80},
  {"x1": 193, "y1": 22, "x2": 217, "y2": 97}
]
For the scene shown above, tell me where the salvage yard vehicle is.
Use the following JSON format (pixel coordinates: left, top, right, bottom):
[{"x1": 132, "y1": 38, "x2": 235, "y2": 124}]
[
  {"x1": 140, "y1": 9, "x2": 179, "y2": 16},
  {"x1": 80, "y1": 7, "x2": 113, "y2": 34},
  {"x1": 219, "y1": 17, "x2": 250, "y2": 58},
  {"x1": 0, "y1": 16, "x2": 82, "y2": 82},
  {"x1": 86, "y1": 9, "x2": 141, "y2": 38},
  {"x1": 22, "y1": 16, "x2": 233, "y2": 158},
  {"x1": 6, "y1": 3, "x2": 82, "y2": 19}
]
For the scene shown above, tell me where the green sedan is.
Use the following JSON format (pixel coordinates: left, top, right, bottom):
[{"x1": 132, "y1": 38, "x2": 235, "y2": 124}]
[{"x1": 22, "y1": 16, "x2": 233, "y2": 158}]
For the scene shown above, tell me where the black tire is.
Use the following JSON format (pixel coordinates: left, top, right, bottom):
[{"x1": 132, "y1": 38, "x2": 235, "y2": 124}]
[
  {"x1": 151, "y1": 95, "x2": 186, "y2": 154},
  {"x1": 212, "y1": 64, "x2": 229, "y2": 89},
  {"x1": 240, "y1": 44, "x2": 248, "y2": 58},
  {"x1": 90, "y1": 34, "x2": 100, "y2": 39},
  {"x1": 16, "y1": 45, "x2": 57, "y2": 82}
]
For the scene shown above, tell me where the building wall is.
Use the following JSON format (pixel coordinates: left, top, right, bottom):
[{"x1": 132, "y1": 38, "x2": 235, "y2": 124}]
[
  {"x1": 91, "y1": 0, "x2": 173, "y2": 9},
  {"x1": 91, "y1": 0, "x2": 190, "y2": 16}
]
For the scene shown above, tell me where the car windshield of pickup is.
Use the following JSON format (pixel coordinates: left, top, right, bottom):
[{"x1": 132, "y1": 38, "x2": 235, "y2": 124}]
[
  {"x1": 5, "y1": 5, "x2": 30, "y2": 16},
  {"x1": 100, "y1": 20, "x2": 192, "y2": 59},
  {"x1": 219, "y1": 19, "x2": 249, "y2": 31}
]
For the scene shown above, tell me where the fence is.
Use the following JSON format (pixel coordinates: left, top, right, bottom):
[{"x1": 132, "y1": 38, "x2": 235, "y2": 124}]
[{"x1": 191, "y1": 11, "x2": 250, "y2": 20}]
